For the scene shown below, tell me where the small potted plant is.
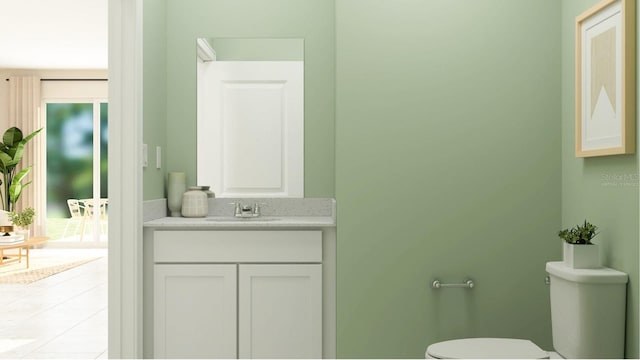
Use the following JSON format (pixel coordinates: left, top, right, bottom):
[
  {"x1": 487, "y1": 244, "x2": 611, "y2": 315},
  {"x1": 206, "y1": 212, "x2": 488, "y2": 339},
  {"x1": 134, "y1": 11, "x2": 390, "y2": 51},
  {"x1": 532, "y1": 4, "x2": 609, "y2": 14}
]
[
  {"x1": 558, "y1": 220, "x2": 600, "y2": 269},
  {"x1": 9, "y1": 207, "x2": 35, "y2": 240}
]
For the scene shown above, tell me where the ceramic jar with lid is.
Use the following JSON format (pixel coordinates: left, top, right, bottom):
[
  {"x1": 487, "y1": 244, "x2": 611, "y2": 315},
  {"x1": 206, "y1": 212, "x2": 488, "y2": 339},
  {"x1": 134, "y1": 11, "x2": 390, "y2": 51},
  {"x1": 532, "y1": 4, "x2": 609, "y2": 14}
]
[
  {"x1": 181, "y1": 186, "x2": 209, "y2": 217},
  {"x1": 200, "y1": 185, "x2": 215, "y2": 198}
]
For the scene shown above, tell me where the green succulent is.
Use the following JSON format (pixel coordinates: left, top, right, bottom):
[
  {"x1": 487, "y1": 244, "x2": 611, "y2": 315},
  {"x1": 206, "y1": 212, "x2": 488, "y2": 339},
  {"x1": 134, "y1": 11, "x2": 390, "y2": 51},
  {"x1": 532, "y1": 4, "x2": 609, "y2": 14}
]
[{"x1": 558, "y1": 220, "x2": 598, "y2": 245}]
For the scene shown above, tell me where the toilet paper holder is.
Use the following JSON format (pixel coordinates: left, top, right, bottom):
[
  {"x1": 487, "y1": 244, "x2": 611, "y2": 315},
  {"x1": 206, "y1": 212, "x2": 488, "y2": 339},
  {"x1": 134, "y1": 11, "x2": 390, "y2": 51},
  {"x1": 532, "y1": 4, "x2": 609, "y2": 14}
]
[{"x1": 431, "y1": 279, "x2": 474, "y2": 289}]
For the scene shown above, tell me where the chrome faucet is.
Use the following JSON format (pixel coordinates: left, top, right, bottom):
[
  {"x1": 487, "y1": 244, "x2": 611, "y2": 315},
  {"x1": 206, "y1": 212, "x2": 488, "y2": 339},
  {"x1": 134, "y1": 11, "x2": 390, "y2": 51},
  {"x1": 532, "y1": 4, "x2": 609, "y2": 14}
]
[
  {"x1": 231, "y1": 202, "x2": 262, "y2": 218},
  {"x1": 233, "y1": 202, "x2": 242, "y2": 217},
  {"x1": 241, "y1": 204, "x2": 253, "y2": 215}
]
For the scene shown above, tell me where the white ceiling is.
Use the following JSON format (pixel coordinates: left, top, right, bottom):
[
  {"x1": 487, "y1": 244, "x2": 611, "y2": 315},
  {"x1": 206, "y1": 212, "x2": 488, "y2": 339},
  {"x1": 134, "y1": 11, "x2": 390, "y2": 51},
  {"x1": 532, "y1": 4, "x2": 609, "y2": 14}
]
[{"x1": 0, "y1": 0, "x2": 108, "y2": 69}]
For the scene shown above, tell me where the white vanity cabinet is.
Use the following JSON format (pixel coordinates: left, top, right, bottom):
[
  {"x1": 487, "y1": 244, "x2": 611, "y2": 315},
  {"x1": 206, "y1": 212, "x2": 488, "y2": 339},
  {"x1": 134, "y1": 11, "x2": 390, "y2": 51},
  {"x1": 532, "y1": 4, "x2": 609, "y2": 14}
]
[
  {"x1": 152, "y1": 230, "x2": 323, "y2": 359},
  {"x1": 154, "y1": 264, "x2": 237, "y2": 359},
  {"x1": 238, "y1": 264, "x2": 322, "y2": 358}
]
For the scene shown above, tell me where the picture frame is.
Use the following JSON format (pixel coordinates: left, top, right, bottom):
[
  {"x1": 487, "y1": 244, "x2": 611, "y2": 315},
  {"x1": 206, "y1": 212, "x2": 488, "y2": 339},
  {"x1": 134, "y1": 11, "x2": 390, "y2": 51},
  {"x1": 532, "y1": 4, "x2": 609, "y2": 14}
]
[{"x1": 575, "y1": 0, "x2": 635, "y2": 157}]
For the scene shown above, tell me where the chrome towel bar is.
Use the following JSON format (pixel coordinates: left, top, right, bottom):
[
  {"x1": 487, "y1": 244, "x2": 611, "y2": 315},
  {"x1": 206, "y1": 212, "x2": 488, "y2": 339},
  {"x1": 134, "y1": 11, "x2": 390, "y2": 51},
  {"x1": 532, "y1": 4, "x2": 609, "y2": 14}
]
[{"x1": 432, "y1": 279, "x2": 474, "y2": 289}]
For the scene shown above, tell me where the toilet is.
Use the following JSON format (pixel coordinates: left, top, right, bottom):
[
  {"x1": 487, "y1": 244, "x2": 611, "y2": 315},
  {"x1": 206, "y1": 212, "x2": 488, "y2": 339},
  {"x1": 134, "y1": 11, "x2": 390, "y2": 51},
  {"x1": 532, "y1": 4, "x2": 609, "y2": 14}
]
[{"x1": 425, "y1": 261, "x2": 628, "y2": 359}]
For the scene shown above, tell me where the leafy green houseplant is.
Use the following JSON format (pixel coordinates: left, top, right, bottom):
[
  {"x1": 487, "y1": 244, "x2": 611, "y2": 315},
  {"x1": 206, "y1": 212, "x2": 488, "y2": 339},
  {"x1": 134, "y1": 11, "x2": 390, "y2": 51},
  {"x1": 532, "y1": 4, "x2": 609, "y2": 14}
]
[
  {"x1": 9, "y1": 207, "x2": 35, "y2": 240},
  {"x1": 0, "y1": 127, "x2": 42, "y2": 211},
  {"x1": 8, "y1": 207, "x2": 35, "y2": 229},
  {"x1": 558, "y1": 220, "x2": 600, "y2": 269}
]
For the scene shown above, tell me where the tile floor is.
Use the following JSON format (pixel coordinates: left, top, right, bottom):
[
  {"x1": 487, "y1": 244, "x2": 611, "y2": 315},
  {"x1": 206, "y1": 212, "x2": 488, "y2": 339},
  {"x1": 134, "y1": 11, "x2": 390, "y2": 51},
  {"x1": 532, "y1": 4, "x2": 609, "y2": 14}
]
[{"x1": 0, "y1": 248, "x2": 108, "y2": 359}]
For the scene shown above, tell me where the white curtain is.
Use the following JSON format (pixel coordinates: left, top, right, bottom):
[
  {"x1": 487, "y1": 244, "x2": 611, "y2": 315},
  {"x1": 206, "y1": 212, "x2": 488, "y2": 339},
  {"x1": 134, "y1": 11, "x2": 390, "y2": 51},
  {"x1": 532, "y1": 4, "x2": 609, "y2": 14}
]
[{"x1": 8, "y1": 76, "x2": 44, "y2": 237}]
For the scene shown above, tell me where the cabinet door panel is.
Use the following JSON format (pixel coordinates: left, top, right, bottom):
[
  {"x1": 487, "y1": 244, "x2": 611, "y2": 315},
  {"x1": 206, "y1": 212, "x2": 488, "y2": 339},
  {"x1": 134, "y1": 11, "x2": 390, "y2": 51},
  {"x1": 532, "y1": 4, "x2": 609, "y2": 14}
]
[
  {"x1": 239, "y1": 264, "x2": 322, "y2": 359},
  {"x1": 154, "y1": 264, "x2": 237, "y2": 359},
  {"x1": 197, "y1": 61, "x2": 304, "y2": 197}
]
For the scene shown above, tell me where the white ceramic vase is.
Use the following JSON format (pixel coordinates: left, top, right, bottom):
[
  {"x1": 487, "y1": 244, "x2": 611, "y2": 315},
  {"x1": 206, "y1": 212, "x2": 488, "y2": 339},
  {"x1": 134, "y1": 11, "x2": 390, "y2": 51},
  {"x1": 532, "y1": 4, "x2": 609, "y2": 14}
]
[
  {"x1": 563, "y1": 242, "x2": 600, "y2": 269},
  {"x1": 181, "y1": 187, "x2": 208, "y2": 218},
  {"x1": 167, "y1": 172, "x2": 186, "y2": 217}
]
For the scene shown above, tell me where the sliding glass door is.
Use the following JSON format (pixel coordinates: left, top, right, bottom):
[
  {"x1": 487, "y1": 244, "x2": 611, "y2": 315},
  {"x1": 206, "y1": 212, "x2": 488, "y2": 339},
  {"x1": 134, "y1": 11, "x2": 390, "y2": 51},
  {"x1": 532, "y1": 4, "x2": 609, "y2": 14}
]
[{"x1": 46, "y1": 101, "x2": 108, "y2": 244}]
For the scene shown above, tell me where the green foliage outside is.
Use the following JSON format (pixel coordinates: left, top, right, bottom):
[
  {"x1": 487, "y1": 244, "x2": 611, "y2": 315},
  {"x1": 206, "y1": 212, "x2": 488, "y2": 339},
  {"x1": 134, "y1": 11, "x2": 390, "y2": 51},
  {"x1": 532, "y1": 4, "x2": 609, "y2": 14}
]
[{"x1": 46, "y1": 103, "x2": 108, "y2": 219}]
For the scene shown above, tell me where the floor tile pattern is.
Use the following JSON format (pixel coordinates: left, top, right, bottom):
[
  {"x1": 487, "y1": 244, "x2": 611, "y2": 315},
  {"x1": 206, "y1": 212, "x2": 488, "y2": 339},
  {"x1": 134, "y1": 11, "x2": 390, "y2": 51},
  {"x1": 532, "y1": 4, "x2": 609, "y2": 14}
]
[{"x1": 0, "y1": 249, "x2": 107, "y2": 359}]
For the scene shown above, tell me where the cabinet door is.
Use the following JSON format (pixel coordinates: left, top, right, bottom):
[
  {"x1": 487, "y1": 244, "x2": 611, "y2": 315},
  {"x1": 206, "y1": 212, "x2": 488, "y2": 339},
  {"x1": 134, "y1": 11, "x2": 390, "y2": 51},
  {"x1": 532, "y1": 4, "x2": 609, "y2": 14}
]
[
  {"x1": 154, "y1": 264, "x2": 237, "y2": 359},
  {"x1": 197, "y1": 61, "x2": 304, "y2": 197},
  {"x1": 239, "y1": 264, "x2": 322, "y2": 358}
]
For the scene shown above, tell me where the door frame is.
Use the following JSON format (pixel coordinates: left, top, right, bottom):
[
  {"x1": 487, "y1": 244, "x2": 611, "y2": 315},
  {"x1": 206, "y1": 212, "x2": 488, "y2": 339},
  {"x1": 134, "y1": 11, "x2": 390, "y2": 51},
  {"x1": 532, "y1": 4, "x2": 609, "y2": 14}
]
[{"x1": 108, "y1": 0, "x2": 143, "y2": 357}]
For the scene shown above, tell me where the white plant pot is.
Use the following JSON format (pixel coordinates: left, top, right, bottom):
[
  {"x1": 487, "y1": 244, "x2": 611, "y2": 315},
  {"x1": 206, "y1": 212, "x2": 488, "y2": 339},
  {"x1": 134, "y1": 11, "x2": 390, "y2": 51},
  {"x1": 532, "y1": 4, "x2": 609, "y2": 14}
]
[
  {"x1": 15, "y1": 228, "x2": 30, "y2": 241},
  {"x1": 563, "y1": 242, "x2": 600, "y2": 269}
]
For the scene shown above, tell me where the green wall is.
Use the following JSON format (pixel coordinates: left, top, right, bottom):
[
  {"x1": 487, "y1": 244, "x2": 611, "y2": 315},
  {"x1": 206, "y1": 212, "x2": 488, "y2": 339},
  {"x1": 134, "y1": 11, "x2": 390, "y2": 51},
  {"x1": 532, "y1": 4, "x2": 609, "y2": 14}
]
[
  {"x1": 560, "y1": 1, "x2": 639, "y2": 357},
  {"x1": 162, "y1": 0, "x2": 335, "y2": 196},
  {"x1": 335, "y1": 0, "x2": 561, "y2": 357},
  {"x1": 143, "y1": 0, "x2": 168, "y2": 200},
  {"x1": 142, "y1": 0, "x2": 640, "y2": 357},
  {"x1": 210, "y1": 38, "x2": 304, "y2": 61}
]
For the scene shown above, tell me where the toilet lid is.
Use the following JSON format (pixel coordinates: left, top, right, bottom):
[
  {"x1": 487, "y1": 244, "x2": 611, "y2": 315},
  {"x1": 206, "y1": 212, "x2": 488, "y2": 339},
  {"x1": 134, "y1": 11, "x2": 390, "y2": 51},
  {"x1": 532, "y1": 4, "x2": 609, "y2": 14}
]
[{"x1": 426, "y1": 338, "x2": 549, "y2": 359}]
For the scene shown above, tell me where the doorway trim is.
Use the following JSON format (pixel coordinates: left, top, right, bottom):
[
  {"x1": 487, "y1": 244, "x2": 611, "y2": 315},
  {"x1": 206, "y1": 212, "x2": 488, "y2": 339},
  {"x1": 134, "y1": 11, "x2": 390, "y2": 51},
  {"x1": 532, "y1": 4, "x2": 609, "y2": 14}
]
[{"x1": 108, "y1": 0, "x2": 143, "y2": 357}]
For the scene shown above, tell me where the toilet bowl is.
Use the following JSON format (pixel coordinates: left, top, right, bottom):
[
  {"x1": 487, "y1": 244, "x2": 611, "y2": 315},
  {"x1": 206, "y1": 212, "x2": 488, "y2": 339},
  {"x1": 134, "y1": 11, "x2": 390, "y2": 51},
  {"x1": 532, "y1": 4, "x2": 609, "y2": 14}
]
[{"x1": 425, "y1": 262, "x2": 628, "y2": 359}]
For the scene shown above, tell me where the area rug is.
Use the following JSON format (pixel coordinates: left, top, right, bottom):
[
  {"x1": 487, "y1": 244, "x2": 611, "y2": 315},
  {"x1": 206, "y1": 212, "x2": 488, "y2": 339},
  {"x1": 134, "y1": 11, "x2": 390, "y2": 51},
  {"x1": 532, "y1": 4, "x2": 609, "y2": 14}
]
[{"x1": 0, "y1": 256, "x2": 100, "y2": 284}]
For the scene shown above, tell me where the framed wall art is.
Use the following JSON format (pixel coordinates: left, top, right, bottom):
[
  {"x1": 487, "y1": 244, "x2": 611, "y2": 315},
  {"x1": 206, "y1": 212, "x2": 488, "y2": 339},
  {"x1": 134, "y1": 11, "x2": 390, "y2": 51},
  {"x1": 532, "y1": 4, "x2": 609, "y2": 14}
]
[{"x1": 575, "y1": 0, "x2": 635, "y2": 157}]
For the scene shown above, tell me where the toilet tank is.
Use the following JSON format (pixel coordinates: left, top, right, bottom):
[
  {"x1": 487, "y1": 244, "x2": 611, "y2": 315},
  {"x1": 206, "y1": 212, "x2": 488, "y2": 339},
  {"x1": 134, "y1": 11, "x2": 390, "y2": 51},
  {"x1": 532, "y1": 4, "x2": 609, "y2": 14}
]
[{"x1": 546, "y1": 262, "x2": 628, "y2": 359}]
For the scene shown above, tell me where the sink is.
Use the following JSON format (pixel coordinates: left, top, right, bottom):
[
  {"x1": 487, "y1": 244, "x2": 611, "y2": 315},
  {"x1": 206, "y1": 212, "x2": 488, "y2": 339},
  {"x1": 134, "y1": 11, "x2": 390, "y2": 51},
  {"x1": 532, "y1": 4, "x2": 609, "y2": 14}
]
[{"x1": 205, "y1": 216, "x2": 282, "y2": 222}]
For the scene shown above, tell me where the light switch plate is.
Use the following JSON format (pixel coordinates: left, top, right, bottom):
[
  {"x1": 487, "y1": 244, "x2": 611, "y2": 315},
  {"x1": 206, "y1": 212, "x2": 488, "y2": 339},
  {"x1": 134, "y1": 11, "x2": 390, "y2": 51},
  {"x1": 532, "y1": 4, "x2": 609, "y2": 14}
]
[
  {"x1": 142, "y1": 144, "x2": 148, "y2": 167},
  {"x1": 156, "y1": 146, "x2": 162, "y2": 169}
]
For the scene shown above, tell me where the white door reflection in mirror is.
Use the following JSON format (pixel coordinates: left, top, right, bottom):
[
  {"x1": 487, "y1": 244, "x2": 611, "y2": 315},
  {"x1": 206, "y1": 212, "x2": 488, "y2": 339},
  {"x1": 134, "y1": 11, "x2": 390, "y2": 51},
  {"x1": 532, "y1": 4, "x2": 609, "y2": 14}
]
[{"x1": 197, "y1": 61, "x2": 303, "y2": 197}]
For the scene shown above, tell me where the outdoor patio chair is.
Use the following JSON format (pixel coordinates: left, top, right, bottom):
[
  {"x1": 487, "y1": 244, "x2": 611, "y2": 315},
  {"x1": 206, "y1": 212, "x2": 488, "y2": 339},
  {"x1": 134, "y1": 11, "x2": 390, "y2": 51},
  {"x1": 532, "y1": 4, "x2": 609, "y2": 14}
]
[
  {"x1": 82, "y1": 199, "x2": 108, "y2": 237},
  {"x1": 61, "y1": 199, "x2": 86, "y2": 240}
]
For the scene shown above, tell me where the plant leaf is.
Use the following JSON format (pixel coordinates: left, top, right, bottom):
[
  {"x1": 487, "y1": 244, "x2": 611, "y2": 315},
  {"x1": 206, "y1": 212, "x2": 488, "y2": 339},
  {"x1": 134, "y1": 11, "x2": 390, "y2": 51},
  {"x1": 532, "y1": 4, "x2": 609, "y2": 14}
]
[
  {"x1": 2, "y1": 127, "x2": 23, "y2": 147},
  {"x1": 9, "y1": 182, "x2": 21, "y2": 204},
  {"x1": 0, "y1": 152, "x2": 12, "y2": 172},
  {"x1": 12, "y1": 167, "x2": 30, "y2": 184},
  {"x1": 10, "y1": 141, "x2": 26, "y2": 165},
  {"x1": 9, "y1": 167, "x2": 31, "y2": 205},
  {"x1": 20, "y1": 128, "x2": 42, "y2": 144},
  {"x1": 7, "y1": 128, "x2": 41, "y2": 168}
]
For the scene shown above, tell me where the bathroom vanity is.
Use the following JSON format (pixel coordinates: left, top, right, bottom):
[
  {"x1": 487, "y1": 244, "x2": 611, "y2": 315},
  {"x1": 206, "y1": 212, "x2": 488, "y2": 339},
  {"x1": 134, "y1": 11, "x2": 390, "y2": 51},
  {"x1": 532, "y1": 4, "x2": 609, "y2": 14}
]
[{"x1": 142, "y1": 198, "x2": 336, "y2": 359}]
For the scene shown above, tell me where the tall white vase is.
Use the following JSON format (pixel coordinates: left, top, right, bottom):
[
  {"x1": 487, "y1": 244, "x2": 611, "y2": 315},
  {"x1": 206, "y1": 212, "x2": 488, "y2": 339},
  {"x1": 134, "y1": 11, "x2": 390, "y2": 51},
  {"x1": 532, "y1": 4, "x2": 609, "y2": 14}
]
[{"x1": 167, "y1": 172, "x2": 186, "y2": 217}]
